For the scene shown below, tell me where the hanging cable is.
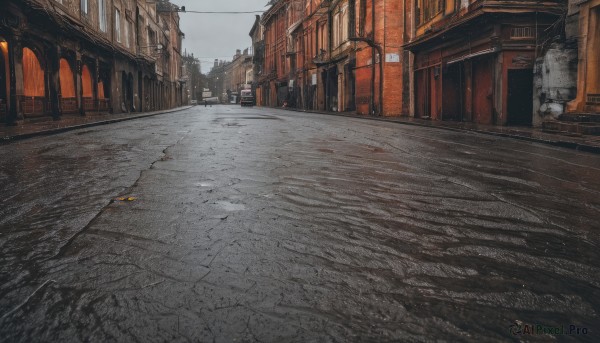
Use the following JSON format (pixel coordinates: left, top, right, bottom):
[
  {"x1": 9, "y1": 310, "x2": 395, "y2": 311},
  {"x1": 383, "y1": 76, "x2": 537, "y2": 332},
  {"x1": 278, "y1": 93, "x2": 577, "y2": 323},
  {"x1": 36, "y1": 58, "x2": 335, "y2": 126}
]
[{"x1": 181, "y1": 10, "x2": 265, "y2": 14}]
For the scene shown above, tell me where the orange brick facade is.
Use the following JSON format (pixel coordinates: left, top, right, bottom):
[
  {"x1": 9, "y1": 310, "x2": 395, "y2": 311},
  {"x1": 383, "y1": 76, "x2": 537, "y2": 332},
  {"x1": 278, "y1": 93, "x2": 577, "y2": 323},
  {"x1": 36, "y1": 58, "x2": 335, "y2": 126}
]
[
  {"x1": 354, "y1": 0, "x2": 409, "y2": 116},
  {"x1": 405, "y1": 0, "x2": 563, "y2": 126},
  {"x1": 257, "y1": 0, "x2": 410, "y2": 116},
  {"x1": 252, "y1": 0, "x2": 571, "y2": 127}
]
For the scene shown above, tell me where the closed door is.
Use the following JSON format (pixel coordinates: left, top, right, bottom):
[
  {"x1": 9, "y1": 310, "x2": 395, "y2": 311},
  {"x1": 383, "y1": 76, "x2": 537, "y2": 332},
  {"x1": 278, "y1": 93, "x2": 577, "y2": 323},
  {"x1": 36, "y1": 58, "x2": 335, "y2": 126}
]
[{"x1": 507, "y1": 69, "x2": 533, "y2": 126}]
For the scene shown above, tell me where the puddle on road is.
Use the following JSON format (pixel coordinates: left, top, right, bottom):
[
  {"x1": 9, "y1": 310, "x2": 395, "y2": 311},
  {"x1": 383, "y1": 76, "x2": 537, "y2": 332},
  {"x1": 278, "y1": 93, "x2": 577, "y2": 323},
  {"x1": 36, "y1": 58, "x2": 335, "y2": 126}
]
[
  {"x1": 194, "y1": 181, "x2": 214, "y2": 187},
  {"x1": 215, "y1": 201, "x2": 246, "y2": 211}
]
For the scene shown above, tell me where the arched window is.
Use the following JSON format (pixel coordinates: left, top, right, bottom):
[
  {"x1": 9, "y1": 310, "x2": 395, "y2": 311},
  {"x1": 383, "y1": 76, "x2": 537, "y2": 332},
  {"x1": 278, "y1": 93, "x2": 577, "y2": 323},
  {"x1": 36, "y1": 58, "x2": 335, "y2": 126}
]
[
  {"x1": 59, "y1": 58, "x2": 75, "y2": 98},
  {"x1": 22, "y1": 47, "x2": 45, "y2": 97},
  {"x1": 98, "y1": 81, "x2": 106, "y2": 99},
  {"x1": 82, "y1": 64, "x2": 93, "y2": 98}
]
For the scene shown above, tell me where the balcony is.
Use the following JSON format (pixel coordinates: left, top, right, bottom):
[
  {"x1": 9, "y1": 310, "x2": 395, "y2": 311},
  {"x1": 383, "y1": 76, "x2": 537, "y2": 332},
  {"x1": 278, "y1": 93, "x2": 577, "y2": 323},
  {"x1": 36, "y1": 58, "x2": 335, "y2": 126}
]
[{"x1": 469, "y1": 0, "x2": 565, "y2": 13}]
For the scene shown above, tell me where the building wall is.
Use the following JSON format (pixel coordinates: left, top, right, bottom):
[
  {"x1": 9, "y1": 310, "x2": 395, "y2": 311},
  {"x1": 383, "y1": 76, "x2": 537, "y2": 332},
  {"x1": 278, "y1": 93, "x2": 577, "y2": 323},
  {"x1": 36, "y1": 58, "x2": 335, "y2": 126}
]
[
  {"x1": 250, "y1": 15, "x2": 264, "y2": 105},
  {"x1": 222, "y1": 50, "x2": 253, "y2": 103},
  {"x1": 405, "y1": 0, "x2": 564, "y2": 126},
  {"x1": 253, "y1": 0, "x2": 568, "y2": 127},
  {"x1": 261, "y1": 0, "x2": 288, "y2": 107},
  {"x1": 533, "y1": 42, "x2": 577, "y2": 124},
  {"x1": 0, "y1": 0, "x2": 184, "y2": 124},
  {"x1": 351, "y1": 0, "x2": 409, "y2": 116},
  {"x1": 567, "y1": 0, "x2": 600, "y2": 114}
]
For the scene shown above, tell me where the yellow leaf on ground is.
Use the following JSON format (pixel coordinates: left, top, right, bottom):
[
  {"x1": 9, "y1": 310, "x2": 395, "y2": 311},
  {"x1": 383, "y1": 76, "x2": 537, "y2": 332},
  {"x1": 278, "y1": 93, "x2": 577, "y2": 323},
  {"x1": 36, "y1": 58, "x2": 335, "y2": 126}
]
[{"x1": 116, "y1": 196, "x2": 137, "y2": 201}]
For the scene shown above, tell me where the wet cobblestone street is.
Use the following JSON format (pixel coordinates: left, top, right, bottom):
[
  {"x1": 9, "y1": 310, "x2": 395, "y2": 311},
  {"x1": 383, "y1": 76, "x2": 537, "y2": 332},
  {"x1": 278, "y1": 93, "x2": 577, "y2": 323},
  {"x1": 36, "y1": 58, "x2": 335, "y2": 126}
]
[{"x1": 1, "y1": 106, "x2": 599, "y2": 342}]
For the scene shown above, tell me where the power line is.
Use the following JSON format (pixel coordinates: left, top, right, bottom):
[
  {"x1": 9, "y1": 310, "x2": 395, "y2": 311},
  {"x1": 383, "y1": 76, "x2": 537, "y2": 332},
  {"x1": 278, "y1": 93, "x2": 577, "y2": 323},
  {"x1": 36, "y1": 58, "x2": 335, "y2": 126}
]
[{"x1": 183, "y1": 10, "x2": 264, "y2": 14}]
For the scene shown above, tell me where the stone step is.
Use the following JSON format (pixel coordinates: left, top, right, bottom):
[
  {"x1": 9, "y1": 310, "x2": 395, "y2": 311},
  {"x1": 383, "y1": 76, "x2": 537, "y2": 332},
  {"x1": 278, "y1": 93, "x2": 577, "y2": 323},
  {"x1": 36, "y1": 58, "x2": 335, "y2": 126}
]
[
  {"x1": 558, "y1": 113, "x2": 600, "y2": 123},
  {"x1": 541, "y1": 128, "x2": 583, "y2": 137},
  {"x1": 542, "y1": 120, "x2": 600, "y2": 135}
]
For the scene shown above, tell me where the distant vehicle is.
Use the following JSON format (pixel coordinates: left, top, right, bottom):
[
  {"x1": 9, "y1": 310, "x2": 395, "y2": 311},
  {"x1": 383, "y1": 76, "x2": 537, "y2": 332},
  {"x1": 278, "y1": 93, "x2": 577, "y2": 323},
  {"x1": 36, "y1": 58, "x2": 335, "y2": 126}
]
[
  {"x1": 230, "y1": 92, "x2": 239, "y2": 104},
  {"x1": 203, "y1": 97, "x2": 219, "y2": 104},
  {"x1": 190, "y1": 100, "x2": 198, "y2": 105},
  {"x1": 240, "y1": 89, "x2": 255, "y2": 107}
]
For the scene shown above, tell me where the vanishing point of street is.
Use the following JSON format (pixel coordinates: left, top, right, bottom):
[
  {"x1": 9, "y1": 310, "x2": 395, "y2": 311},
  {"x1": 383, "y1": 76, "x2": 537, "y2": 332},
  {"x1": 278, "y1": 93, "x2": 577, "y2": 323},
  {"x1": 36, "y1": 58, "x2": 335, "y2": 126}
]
[{"x1": 1, "y1": 106, "x2": 599, "y2": 342}]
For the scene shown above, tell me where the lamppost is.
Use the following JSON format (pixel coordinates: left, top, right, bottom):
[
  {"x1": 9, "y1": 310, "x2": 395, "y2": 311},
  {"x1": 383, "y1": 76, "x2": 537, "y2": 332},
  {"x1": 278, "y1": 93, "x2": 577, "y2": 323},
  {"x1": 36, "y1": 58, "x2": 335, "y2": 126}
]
[
  {"x1": 138, "y1": 44, "x2": 164, "y2": 55},
  {"x1": 215, "y1": 77, "x2": 219, "y2": 97},
  {"x1": 156, "y1": 5, "x2": 186, "y2": 13}
]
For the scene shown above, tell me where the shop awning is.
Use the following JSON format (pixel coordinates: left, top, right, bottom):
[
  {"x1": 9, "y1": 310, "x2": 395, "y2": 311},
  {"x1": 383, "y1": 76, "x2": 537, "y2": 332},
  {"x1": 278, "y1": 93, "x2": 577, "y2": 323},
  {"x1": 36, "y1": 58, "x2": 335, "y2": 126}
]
[
  {"x1": 446, "y1": 47, "x2": 499, "y2": 65},
  {"x1": 314, "y1": 54, "x2": 348, "y2": 67}
]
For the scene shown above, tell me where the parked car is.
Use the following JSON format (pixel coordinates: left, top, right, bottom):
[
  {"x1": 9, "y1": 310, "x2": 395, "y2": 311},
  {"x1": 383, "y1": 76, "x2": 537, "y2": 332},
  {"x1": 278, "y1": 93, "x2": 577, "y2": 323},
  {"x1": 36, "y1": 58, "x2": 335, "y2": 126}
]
[
  {"x1": 240, "y1": 89, "x2": 255, "y2": 107},
  {"x1": 190, "y1": 100, "x2": 198, "y2": 105}
]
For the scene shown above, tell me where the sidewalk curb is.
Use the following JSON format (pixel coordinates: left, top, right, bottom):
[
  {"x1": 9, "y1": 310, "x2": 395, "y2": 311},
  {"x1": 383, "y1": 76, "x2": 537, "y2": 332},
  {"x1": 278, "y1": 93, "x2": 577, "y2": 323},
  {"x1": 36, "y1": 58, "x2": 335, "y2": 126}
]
[
  {"x1": 273, "y1": 107, "x2": 600, "y2": 154},
  {"x1": 1, "y1": 106, "x2": 195, "y2": 144}
]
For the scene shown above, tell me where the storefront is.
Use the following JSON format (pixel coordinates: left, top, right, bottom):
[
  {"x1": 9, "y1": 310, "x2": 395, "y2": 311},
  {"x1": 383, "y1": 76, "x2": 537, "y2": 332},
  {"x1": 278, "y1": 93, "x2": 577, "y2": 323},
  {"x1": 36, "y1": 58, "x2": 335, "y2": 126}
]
[{"x1": 406, "y1": 13, "x2": 553, "y2": 126}]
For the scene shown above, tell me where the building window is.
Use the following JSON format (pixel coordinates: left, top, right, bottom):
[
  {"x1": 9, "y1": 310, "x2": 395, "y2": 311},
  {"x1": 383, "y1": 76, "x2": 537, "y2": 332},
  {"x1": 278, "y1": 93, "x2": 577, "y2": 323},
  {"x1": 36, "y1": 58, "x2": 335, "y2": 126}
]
[
  {"x1": 341, "y1": 7, "x2": 348, "y2": 43},
  {"x1": 22, "y1": 48, "x2": 45, "y2": 97},
  {"x1": 59, "y1": 58, "x2": 75, "y2": 98},
  {"x1": 148, "y1": 28, "x2": 156, "y2": 54},
  {"x1": 416, "y1": 0, "x2": 444, "y2": 27},
  {"x1": 99, "y1": 0, "x2": 107, "y2": 32},
  {"x1": 124, "y1": 20, "x2": 130, "y2": 47},
  {"x1": 115, "y1": 9, "x2": 121, "y2": 43},
  {"x1": 333, "y1": 6, "x2": 349, "y2": 48},
  {"x1": 359, "y1": 0, "x2": 366, "y2": 37},
  {"x1": 333, "y1": 13, "x2": 340, "y2": 47},
  {"x1": 318, "y1": 22, "x2": 327, "y2": 54},
  {"x1": 82, "y1": 65, "x2": 93, "y2": 98},
  {"x1": 511, "y1": 27, "x2": 534, "y2": 39},
  {"x1": 81, "y1": 0, "x2": 88, "y2": 15}
]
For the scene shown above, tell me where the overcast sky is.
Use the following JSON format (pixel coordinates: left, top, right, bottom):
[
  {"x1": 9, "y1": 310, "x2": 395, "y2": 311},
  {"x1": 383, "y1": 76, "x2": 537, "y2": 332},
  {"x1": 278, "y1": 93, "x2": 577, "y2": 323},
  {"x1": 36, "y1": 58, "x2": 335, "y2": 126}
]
[{"x1": 171, "y1": 0, "x2": 269, "y2": 73}]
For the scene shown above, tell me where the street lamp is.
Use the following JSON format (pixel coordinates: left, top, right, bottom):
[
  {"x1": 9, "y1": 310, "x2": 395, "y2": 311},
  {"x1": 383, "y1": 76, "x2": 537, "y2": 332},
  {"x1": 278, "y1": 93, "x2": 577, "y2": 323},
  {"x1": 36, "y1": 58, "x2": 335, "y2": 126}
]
[
  {"x1": 138, "y1": 44, "x2": 164, "y2": 56},
  {"x1": 157, "y1": 5, "x2": 186, "y2": 13}
]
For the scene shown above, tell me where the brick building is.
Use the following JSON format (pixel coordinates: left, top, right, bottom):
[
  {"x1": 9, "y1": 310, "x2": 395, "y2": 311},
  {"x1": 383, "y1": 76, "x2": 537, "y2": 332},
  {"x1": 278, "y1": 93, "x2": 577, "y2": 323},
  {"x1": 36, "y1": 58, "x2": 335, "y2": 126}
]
[
  {"x1": 223, "y1": 49, "x2": 253, "y2": 104},
  {"x1": 0, "y1": 0, "x2": 185, "y2": 125},
  {"x1": 349, "y1": 0, "x2": 410, "y2": 116},
  {"x1": 404, "y1": 0, "x2": 564, "y2": 126},
  {"x1": 259, "y1": 0, "x2": 290, "y2": 107},
  {"x1": 254, "y1": 0, "x2": 574, "y2": 128},
  {"x1": 257, "y1": 0, "x2": 410, "y2": 116},
  {"x1": 567, "y1": 0, "x2": 600, "y2": 114},
  {"x1": 296, "y1": 0, "x2": 328, "y2": 111},
  {"x1": 207, "y1": 59, "x2": 229, "y2": 103},
  {"x1": 181, "y1": 52, "x2": 203, "y2": 103},
  {"x1": 249, "y1": 15, "x2": 265, "y2": 106}
]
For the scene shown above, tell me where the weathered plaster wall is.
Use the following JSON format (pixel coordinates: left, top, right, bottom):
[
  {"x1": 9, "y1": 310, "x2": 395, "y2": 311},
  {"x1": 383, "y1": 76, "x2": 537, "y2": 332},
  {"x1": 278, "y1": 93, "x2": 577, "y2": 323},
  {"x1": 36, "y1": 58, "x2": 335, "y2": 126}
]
[{"x1": 533, "y1": 43, "x2": 577, "y2": 124}]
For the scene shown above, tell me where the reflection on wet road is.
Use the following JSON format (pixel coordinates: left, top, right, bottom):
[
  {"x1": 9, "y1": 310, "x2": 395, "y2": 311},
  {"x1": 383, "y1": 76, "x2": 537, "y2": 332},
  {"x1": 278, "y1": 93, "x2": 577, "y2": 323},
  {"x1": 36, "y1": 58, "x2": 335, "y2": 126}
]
[{"x1": 1, "y1": 106, "x2": 599, "y2": 341}]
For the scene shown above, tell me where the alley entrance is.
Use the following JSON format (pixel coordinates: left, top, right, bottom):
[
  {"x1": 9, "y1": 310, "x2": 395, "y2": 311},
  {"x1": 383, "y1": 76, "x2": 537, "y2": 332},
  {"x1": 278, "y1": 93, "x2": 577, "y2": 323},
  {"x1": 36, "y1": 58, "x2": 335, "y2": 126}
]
[
  {"x1": 507, "y1": 69, "x2": 533, "y2": 126},
  {"x1": 442, "y1": 63, "x2": 464, "y2": 121},
  {"x1": 323, "y1": 66, "x2": 338, "y2": 111}
]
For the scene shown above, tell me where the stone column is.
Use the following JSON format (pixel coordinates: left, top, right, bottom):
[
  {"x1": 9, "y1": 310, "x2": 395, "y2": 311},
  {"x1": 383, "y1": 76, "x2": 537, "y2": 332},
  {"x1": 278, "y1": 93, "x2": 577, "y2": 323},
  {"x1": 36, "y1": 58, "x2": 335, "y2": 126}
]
[
  {"x1": 94, "y1": 58, "x2": 99, "y2": 113},
  {"x1": 76, "y1": 52, "x2": 84, "y2": 115},
  {"x1": 48, "y1": 45, "x2": 61, "y2": 120},
  {"x1": 6, "y1": 34, "x2": 20, "y2": 125},
  {"x1": 464, "y1": 60, "x2": 473, "y2": 122}
]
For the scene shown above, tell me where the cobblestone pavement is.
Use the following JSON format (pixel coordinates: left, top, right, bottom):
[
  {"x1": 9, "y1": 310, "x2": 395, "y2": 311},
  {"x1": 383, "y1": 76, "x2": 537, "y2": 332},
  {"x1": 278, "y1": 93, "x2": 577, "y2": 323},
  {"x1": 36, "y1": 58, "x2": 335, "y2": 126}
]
[{"x1": 1, "y1": 105, "x2": 598, "y2": 342}]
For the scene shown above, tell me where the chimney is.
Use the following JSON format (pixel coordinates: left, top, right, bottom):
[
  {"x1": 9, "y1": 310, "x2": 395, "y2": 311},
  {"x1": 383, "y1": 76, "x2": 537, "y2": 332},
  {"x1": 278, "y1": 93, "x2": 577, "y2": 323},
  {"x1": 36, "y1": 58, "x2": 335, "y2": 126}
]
[
  {"x1": 243, "y1": 48, "x2": 248, "y2": 55},
  {"x1": 214, "y1": 59, "x2": 218, "y2": 68}
]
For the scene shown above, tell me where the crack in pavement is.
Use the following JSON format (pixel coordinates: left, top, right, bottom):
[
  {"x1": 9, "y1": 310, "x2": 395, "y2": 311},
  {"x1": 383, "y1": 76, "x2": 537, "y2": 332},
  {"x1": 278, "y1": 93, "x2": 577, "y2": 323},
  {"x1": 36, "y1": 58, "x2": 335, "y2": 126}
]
[{"x1": 52, "y1": 134, "x2": 191, "y2": 260}]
